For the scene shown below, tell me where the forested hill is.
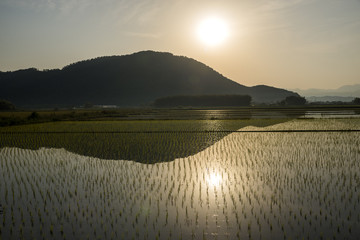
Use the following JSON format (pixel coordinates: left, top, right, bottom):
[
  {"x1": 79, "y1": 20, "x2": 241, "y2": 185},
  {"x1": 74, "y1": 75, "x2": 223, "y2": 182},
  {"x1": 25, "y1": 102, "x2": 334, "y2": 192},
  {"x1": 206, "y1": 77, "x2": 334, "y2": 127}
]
[{"x1": 0, "y1": 51, "x2": 298, "y2": 108}]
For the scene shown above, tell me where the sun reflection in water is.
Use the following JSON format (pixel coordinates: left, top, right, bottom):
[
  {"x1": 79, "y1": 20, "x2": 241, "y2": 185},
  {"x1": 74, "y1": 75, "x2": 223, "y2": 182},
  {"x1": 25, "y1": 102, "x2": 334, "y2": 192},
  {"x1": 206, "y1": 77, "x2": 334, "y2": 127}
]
[{"x1": 207, "y1": 172, "x2": 222, "y2": 187}]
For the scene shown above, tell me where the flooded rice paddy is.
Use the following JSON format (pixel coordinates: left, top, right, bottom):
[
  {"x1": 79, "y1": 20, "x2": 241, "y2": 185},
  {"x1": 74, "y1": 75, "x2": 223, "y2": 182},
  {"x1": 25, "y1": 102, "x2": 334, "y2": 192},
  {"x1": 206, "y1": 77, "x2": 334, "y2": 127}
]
[{"x1": 0, "y1": 119, "x2": 360, "y2": 239}]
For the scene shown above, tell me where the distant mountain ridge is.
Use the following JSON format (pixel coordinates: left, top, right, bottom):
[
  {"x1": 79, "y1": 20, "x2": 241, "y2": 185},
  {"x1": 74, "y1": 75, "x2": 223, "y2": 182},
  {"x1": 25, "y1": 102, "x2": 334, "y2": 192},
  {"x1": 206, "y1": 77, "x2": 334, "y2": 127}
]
[
  {"x1": 292, "y1": 84, "x2": 360, "y2": 102},
  {"x1": 0, "y1": 51, "x2": 298, "y2": 108},
  {"x1": 306, "y1": 96, "x2": 355, "y2": 103}
]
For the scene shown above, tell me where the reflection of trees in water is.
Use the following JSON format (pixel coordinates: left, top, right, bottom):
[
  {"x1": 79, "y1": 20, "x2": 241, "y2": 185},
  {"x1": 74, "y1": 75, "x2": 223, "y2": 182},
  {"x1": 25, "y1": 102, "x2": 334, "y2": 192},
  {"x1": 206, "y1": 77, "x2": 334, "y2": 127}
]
[{"x1": 277, "y1": 109, "x2": 306, "y2": 118}]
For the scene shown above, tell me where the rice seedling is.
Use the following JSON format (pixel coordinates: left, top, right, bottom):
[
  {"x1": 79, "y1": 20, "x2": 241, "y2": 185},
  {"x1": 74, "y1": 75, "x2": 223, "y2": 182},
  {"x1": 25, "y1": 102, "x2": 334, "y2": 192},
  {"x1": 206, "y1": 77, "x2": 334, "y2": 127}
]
[{"x1": 0, "y1": 118, "x2": 359, "y2": 239}]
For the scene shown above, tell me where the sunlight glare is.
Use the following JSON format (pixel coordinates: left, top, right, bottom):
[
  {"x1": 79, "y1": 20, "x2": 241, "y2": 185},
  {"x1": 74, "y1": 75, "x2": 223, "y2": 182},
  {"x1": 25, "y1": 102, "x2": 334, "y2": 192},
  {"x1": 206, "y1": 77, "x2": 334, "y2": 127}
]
[
  {"x1": 207, "y1": 172, "x2": 222, "y2": 187},
  {"x1": 197, "y1": 17, "x2": 229, "y2": 47}
]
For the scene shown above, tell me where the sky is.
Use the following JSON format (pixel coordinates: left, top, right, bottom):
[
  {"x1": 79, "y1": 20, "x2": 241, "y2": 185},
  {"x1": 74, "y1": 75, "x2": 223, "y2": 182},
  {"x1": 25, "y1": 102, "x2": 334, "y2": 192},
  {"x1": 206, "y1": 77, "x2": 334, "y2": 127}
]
[{"x1": 1, "y1": 0, "x2": 360, "y2": 90}]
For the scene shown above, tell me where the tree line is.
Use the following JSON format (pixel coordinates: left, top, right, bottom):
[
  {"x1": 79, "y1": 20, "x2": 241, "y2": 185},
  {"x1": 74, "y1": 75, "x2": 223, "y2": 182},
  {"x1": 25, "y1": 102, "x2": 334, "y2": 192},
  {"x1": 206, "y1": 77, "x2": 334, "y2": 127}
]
[{"x1": 0, "y1": 100, "x2": 15, "y2": 110}]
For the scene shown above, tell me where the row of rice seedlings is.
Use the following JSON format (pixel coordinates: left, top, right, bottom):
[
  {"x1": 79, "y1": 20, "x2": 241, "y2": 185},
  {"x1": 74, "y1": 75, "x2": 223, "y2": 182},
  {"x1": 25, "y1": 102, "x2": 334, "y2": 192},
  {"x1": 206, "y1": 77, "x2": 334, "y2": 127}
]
[{"x1": 0, "y1": 119, "x2": 359, "y2": 239}]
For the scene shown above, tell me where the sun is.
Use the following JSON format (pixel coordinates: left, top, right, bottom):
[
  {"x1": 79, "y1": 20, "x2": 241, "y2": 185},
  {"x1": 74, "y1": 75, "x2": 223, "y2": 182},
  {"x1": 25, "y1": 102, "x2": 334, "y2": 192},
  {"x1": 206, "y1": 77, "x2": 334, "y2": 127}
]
[{"x1": 197, "y1": 17, "x2": 229, "y2": 47}]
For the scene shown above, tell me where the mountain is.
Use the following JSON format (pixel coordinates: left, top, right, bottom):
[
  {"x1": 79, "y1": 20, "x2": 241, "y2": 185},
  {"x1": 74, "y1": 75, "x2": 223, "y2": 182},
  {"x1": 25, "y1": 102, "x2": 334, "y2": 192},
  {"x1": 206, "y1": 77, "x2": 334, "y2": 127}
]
[
  {"x1": 292, "y1": 84, "x2": 360, "y2": 102},
  {"x1": 0, "y1": 51, "x2": 298, "y2": 108},
  {"x1": 306, "y1": 96, "x2": 355, "y2": 103},
  {"x1": 337, "y1": 84, "x2": 360, "y2": 93}
]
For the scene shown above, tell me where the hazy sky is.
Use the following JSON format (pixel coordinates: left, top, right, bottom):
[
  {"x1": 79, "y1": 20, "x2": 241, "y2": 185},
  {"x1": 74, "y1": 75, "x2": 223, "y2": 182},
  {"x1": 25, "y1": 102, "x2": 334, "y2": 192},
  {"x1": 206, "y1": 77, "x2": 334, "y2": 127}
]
[{"x1": 1, "y1": 0, "x2": 360, "y2": 89}]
